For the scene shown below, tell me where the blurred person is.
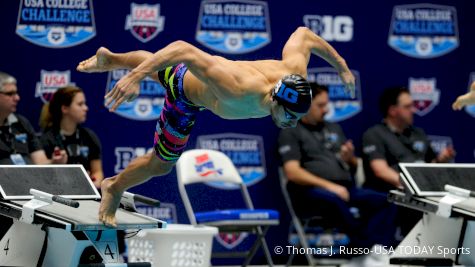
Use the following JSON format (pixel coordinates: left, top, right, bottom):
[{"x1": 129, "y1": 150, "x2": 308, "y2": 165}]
[
  {"x1": 362, "y1": 86, "x2": 455, "y2": 237},
  {"x1": 278, "y1": 83, "x2": 397, "y2": 255},
  {"x1": 40, "y1": 86, "x2": 104, "y2": 188}
]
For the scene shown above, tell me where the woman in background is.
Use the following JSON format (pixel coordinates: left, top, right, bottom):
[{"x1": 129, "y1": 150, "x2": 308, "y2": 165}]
[{"x1": 40, "y1": 86, "x2": 104, "y2": 188}]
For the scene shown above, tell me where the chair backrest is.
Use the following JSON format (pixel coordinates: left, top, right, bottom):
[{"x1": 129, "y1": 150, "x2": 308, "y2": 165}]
[
  {"x1": 176, "y1": 149, "x2": 254, "y2": 225},
  {"x1": 176, "y1": 149, "x2": 243, "y2": 185}
]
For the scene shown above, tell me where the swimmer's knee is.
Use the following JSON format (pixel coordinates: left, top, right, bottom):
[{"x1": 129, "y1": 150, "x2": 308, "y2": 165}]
[{"x1": 145, "y1": 152, "x2": 175, "y2": 176}]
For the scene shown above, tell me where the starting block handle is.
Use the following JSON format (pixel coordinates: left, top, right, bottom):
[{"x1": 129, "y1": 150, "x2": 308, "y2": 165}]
[
  {"x1": 52, "y1": 195, "x2": 80, "y2": 208},
  {"x1": 78, "y1": 263, "x2": 151, "y2": 267},
  {"x1": 133, "y1": 194, "x2": 160, "y2": 207},
  {"x1": 30, "y1": 189, "x2": 79, "y2": 208},
  {"x1": 445, "y1": 185, "x2": 475, "y2": 198}
]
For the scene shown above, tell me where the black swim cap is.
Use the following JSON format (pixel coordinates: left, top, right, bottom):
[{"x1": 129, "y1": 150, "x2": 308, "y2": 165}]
[{"x1": 272, "y1": 74, "x2": 312, "y2": 114}]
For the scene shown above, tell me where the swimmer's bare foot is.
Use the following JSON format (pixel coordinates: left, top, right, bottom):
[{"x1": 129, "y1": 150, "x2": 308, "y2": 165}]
[
  {"x1": 77, "y1": 47, "x2": 114, "y2": 73},
  {"x1": 98, "y1": 176, "x2": 123, "y2": 227},
  {"x1": 452, "y1": 82, "x2": 475, "y2": 110}
]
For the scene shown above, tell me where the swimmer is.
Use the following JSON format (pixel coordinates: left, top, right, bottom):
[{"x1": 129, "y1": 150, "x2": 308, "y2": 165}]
[
  {"x1": 77, "y1": 26, "x2": 355, "y2": 227},
  {"x1": 452, "y1": 81, "x2": 475, "y2": 110}
]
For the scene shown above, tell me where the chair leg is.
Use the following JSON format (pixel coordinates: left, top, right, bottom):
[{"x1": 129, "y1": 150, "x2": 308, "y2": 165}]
[
  {"x1": 240, "y1": 226, "x2": 273, "y2": 267},
  {"x1": 294, "y1": 218, "x2": 316, "y2": 266},
  {"x1": 257, "y1": 226, "x2": 274, "y2": 267}
]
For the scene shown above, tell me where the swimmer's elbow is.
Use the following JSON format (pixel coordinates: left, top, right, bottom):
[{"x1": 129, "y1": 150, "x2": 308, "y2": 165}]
[{"x1": 170, "y1": 40, "x2": 196, "y2": 57}]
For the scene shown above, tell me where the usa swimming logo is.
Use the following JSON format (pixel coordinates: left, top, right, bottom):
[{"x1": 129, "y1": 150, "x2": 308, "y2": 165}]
[
  {"x1": 106, "y1": 69, "x2": 166, "y2": 121},
  {"x1": 388, "y1": 4, "x2": 459, "y2": 58},
  {"x1": 35, "y1": 70, "x2": 75, "y2": 103},
  {"x1": 303, "y1": 15, "x2": 353, "y2": 42},
  {"x1": 16, "y1": 0, "x2": 96, "y2": 48},
  {"x1": 195, "y1": 0, "x2": 271, "y2": 54},
  {"x1": 409, "y1": 78, "x2": 440, "y2": 116},
  {"x1": 125, "y1": 3, "x2": 165, "y2": 43},
  {"x1": 465, "y1": 72, "x2": 475, "y2": 117},
  {"x1": 216, "y1": 232, "x2": 249, "y2": 249},
  {"x1": 307, "y1": 67, "x2": 362, "y2": 122},
  {"x1": 196, "y1": 133, "x2": 266, "y2": 189},
  {"x1": 194, "y1": 153, "x2": 223, "y2": 177}
]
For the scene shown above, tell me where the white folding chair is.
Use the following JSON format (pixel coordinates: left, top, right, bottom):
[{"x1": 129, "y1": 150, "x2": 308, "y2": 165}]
[{"x1": 177, "y1": 149, "x2": 279, "y2": 266}]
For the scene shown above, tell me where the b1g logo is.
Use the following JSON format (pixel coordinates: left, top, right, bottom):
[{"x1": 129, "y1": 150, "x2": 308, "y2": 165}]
[
  {"x1": 303, "y1": 15, "x2": 353, "y2": 42},
  {"x1": 465, "y1": 72, "x2": 475, "y2": 117},
  {"x1": 274, "y1": 81, "x2": 298, "y2": 103},
  {"x1": 196, "y1": 133, "x2": 266, "y2": 189},
  {"x1": 196, "y1": 0, "x2": 271, "y2": 54},
  {"x1": 35, "y1": 70, "x2": 74, "y2": 103},
  {"x1": 409, "y1": 78, "x2": 440, "y2": 116},
  {"x1": 114, "y1": 146, "x2": 153, "y2": 173},
  {"x1": 388, "y1": 4, "x2": 459, "y2": 58},
  {"x1": 16, "y1": 0, "x2": 96, "y2": 48},
  {"x1": 307, "y1": 67, "x2": 362, "y2": 122},
  {"x1": 106, "y1": 69, "x2": 165, "y2": 121},
  {"x1": 125, "y1": 3, "x2": 165, "y2": 43}
]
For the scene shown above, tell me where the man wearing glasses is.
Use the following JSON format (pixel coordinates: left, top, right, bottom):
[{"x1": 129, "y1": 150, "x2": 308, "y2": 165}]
[
  {"x1": 0, "y1": 71, "x2": 67, "y2": 165},
  {"x1": 278, "y1": 83, "x2": 397, "y2": 258},
  {"x1": 361, "y1": 86, "x2": 455, "y2": 237}
]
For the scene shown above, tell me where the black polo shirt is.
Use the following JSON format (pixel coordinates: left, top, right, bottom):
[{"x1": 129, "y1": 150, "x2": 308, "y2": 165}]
[
  {"x1": 0, "y1": 114, "x2": 43, "y2": 164},
  {"x1": 362, "y1": 122, "x2": 437, "y2": 192},
  {"x1": 40, "y1": 127, "x2": 101, "y2": 172},
  {"x1": 278, "y1": 121, "x2": 352, "y2": 186}
]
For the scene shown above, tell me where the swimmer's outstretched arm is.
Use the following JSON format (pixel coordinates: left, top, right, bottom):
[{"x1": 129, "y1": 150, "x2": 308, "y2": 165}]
[
  {"x1": 105, "y1": 41, "x2": 217, "y2": 111},
  {"x1": 283, "y1": 27, "x2": 355, "y2": 92},
  {"x1": 453, "y1": 81, "x2": 475, "y2": 110}
]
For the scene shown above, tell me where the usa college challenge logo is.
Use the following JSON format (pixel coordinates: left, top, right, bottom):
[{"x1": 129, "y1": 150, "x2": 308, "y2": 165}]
[
  {"x1": 388, "y1": 4, "x2": 459, "y2": 58},
  {"x1": 307, "y1": 67, "x2": 362, "y2": 122},
  {"x1": 106, "y1": 69, "x2": 166, "y2": 121},
  {"x1": 16, "y1": 0, "x2": 96, "y2": 48},
  {"x1": 195, "y1": 0, "x2": 271, "y2": 54}
]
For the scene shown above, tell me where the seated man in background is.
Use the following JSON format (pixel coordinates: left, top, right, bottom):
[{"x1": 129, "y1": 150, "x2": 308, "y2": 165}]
[
  {"x1": 0, "y1": 71, "x2": 67, "y2": 165},
  {"x1": 362, "y1": 86, "x2": 455, "y2": 235},
  {"x1": 278, "y1": 83, "x2": 396, "y2": 257},
  {"x1": 0, "y1": 71, "x2": 67, "y2": 240}
]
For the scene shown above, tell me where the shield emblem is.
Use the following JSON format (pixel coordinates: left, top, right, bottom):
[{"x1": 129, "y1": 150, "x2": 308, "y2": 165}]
[
  {"x1": 216, "y1": 232, "x2": 248, "y2": 249},
  {"x1": 125, "y1": 3, "x2": 165, "y2": 43},
  {"x1": 35, "y1": 70, "x2": 73, "y2": 103},
  {"x1": 409, "y1": 78, "x2": 440, "y2": 116}
]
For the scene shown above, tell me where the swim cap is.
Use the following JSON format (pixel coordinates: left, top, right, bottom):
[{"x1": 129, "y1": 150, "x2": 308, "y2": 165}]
[{"x1": 272, "y1": 74, "x2": 312, "y2": 114}]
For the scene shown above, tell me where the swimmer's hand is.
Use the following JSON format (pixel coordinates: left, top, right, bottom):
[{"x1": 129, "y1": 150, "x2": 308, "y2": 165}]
[
  {"x1": 452, "y1": 82, "x2": 475, "y2": 111},
  {"x1": 105, "y1": 70, "x2": 143, "y2": 111},
  {"x1": 339, "y1": 69, "x2": 356, "y2": 98}
]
